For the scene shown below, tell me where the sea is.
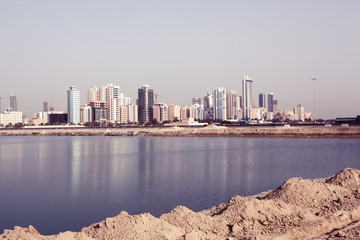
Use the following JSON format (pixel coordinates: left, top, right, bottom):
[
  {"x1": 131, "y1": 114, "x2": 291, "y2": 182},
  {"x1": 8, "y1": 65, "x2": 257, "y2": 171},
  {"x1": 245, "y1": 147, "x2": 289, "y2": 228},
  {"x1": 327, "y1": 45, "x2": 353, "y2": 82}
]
[{"x1": 0, "y1": 136, "x2": 359, "y2": 235}]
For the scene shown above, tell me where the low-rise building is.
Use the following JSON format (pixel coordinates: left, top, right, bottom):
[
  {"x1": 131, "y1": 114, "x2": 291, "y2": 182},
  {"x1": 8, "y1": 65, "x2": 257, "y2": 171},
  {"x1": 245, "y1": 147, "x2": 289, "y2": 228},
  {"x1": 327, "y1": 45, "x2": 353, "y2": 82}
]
[{"x1": 0, "y1": 108, "x2": 23, "y2": 126}]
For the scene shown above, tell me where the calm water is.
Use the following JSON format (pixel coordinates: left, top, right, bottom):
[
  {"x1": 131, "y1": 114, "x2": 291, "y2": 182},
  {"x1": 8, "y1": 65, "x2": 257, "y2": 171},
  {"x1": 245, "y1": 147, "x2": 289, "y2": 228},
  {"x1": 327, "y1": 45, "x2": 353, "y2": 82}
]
[{"x1": 0, "y1": 136, "x2": 360, "y2": 234}]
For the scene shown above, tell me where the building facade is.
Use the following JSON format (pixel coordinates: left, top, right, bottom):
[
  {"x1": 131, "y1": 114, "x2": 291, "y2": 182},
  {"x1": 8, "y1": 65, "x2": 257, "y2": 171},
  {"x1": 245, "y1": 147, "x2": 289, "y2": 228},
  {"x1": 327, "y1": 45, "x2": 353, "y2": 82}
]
[
  {"x1": 138, "y1": 85, "x2": 154, "y2": 124},
  {"x1": 0, "y1": 108, "x2": 22, "y2": 126},
  {"x1": 67, "y1": 86, "x2": 80, "y2": 124},
  {"x1": 10, "y1": 94, "x2": 17, "y2": 111},
  {"x1": 242, "y1": 75, "x2": 253, "y2": 120},
  {"x1": 213, "y1": 87, "x2": 227, "y2": 120}
]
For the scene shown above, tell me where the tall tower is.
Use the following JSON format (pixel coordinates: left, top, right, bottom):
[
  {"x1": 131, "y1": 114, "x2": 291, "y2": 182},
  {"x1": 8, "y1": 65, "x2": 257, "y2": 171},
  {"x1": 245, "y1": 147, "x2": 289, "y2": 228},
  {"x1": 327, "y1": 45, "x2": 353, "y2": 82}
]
[
  {"x1": 67, "y1": 86, "x2": 80, "y2": 124},
  {"x1": 138, "y1": 85, "x2": 154, "y2": 123},
  {"x1": 10, "y1": 94, "x2": 17, "y2": 111},
  {"x1": 43, "y1": 101, "x2": 49, "y2": 112},
  {"x1": 213, "y1": 87, "x2": 227, "y2": 120},
  {"x1": 87, "y1": 86, "x2": 100, "y2": 104},
  {"x1": 242, "y1": 76, "x2": 253, "y2": 120},
  {"x1": 105, "y1": 83, "x2": 120, "y2": 123}
]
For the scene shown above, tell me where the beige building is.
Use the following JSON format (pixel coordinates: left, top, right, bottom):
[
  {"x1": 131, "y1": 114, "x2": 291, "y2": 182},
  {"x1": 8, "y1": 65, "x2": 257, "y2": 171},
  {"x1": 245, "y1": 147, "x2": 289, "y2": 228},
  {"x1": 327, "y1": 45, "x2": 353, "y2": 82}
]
[{"x1": 168, "y1": 104, "x2": 181, "y2": 121}]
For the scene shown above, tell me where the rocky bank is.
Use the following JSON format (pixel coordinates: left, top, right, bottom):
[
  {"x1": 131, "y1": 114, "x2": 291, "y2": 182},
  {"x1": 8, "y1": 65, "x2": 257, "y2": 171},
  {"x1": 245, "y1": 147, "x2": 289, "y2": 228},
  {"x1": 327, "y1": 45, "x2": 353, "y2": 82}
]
[
  {"x1": 2, "y1": 168, "x2": 360, "y2": 239},
  {"x1": 1, "y1": 125, "x2": 360, "y2": 137}
]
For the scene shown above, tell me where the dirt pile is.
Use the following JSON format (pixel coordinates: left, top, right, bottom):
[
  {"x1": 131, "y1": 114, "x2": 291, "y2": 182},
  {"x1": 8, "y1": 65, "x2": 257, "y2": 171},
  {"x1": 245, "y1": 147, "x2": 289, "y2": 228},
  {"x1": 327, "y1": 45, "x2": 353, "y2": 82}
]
[{"x1": 2, "y1": 168, "x2": 360, "y2": 239}]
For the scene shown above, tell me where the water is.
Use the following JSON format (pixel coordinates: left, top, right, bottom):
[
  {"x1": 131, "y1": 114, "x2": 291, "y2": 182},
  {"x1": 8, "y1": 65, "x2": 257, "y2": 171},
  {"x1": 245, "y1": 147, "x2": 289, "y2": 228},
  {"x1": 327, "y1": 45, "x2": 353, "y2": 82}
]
[{"x1": 0, "y1": 136, "x2": 359, "y2": 235}]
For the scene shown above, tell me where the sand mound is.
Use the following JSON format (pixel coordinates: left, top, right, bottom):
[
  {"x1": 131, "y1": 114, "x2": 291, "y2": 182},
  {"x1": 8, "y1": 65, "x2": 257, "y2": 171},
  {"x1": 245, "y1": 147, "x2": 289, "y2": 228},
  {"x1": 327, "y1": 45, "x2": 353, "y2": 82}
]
[
  {"x1": 326, "y1": 168, "x2": 360, "y2": 189},
  {"x1": 2, "y1": 168, "x2": 360, "y2": 239}
]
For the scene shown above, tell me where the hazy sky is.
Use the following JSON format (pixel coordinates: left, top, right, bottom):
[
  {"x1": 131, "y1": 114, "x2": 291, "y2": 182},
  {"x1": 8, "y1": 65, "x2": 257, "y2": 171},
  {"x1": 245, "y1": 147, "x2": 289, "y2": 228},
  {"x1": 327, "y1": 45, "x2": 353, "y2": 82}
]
[{"x1": 1, "y1": 0, "x2": 359, "y2": 119}]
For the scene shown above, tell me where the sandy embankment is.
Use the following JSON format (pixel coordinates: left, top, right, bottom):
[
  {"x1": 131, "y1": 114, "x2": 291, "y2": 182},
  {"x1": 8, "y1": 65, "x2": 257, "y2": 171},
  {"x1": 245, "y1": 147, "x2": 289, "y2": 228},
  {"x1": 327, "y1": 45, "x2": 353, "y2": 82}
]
[
  {"x1": 1, "y1": 125, "x2": 360, "y2": 137},
  {"x1": 2, "y1": 168, "x2": 360, "y2": 239}
]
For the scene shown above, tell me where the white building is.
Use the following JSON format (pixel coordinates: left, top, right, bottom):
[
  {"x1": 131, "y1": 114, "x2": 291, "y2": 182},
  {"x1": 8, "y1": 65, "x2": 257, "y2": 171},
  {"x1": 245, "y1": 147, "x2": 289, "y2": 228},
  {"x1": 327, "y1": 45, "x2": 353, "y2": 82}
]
[
  {"x1": 242, "y1": 75, "x2": 253, "y2": 120},
  {"x1": 294, "y1": 104, "x2": 305, "y2": 121},
  {"x1": 105, "y1": 83, "x2": 120, "y2": 123},
  {"x1": 190, "y1": 103, "x2": 204, "y2": 120},
  {"x1": 86, "y1": 86, "x2": 100, "y2": 104},
  {"x1": 0, "y1": 108, "x2": 23, "y2": 126},
  {"x1": 36, "y1": 112, "x2": 49, "y2": 124},
  {"x1": 80, "y1": 104, "x2": 92, "y2": 123},
  {"x1": 213, "y1": 87, "x2": 227, "y2": 120},
  {"x1": 67, "y1": 86, "x2": 80, "y2": 124},
  {"x1": 128, "y1": 104, "x2": 138, "y2": 123}
]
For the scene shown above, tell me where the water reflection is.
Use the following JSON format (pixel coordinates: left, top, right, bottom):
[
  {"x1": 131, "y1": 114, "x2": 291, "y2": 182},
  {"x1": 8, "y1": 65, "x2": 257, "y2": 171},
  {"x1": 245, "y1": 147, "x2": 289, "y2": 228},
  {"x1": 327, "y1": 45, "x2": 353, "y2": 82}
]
[{"x1": 1, "y1": 136, "x2": 360, "y2": 235}]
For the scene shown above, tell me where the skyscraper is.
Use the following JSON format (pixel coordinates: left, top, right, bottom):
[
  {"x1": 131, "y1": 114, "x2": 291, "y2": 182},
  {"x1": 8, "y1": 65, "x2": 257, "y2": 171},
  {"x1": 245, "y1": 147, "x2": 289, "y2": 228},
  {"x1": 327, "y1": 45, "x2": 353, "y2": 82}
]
[
  {"x1": 259, "y1": 92, "x2": 274, "y2": 113},
  {"x1": 43, "y1": 101, "x2": 48, "y2": 112},
  {"x1": 67, "y1": 86, "x2": 80, "y2": 124},
  {"x1": 213, "y1": 87, "x2": 227, "y2": 120},
  {"x1": 242, "y1": 76, "x2": 253, "y2": 120},
  {"x1": 87, "y1": 86, "x2": 100, "y2": 104},
  {"x1": 104, "y1": 83, "x2": 120, "y2": 123},
  {"x1": 10, "y1": 94, "x2": 17, "y2": 111},
  {"x1": 138, "y1": 85, "x2": 154, "y2": 124}
]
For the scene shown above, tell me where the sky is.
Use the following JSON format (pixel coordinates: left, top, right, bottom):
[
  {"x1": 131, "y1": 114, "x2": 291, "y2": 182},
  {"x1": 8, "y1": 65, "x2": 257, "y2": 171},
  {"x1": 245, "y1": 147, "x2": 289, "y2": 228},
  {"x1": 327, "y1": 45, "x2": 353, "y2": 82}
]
[{"x1": 0, "y1": 0, "x2": 359, "y2": 119}]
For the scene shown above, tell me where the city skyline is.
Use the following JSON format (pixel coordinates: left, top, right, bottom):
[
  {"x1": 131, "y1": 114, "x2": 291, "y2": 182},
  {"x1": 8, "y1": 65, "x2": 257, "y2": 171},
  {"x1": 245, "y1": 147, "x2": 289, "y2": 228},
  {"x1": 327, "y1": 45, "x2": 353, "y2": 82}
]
[{"x1": 1, "y1": 1, "x2": 359, "y2": 119}]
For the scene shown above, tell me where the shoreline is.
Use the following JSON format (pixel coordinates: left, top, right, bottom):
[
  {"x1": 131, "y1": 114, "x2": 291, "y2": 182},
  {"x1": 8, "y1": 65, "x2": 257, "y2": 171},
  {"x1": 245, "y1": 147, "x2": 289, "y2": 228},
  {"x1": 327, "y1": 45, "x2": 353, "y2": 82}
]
[
  {"x1": 1, "y1": 125, "x2": 360, "y2": 138},
  {"x1": 1, "y1": 168, "x2": 360, "y2": 239}
]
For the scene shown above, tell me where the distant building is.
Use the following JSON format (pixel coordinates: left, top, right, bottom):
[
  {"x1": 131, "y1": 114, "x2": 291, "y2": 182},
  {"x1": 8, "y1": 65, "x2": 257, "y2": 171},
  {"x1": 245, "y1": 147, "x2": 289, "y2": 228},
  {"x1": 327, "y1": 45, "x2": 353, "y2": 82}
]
[
  {"x1": 226, "y1": 90, "x2": 241, "y2": 120},
  {"x1": 138, "y1": 85, "x2": 154, "y2": 124},
  {"x1": 273, "y1": 99, "x2": 278, "y2": 113},
  {"x1": 105, "y1": 83, "x2": 120, "y2": 123},
  {"x1": 10, "y1": 94, "x2": 17, "y2": 111},
  {"x1": 242, "y1": 76, "x2": 253, "y2": 120},
  {"x1": 127, "y1": 104, "x2": 138, "y2": 123},
  {"x1": 168, "y1": 104, "x2": 181, "y2": 121},
  {"x1": 90, "y1": 101, "x2": 108, "y2": 123},
  {"x1": 294, "y1": 104, "x2": 305, "y2": 121},
  {"x1": 192, "y1": 98, "x2": 202, "y2": 105},
  {"x1": 49, "y1": 112, "x2": 68, "y2": 124},
  {"x1": 87, "y1": 87, "x2": 100, "y2": 104},
  {"x1": 203, "y1": 92, "x2": 214, "y2": 120},
  {"x1": 213, "y1": 87, "x2": 227, "y2": 120},
  {"x1": 67, "y1": 86, "x2": 80, "y2": 124},
  {"x1": 180, "y1": 106, "x2": 190, "y2": 121},
  {"x1": 36, "y1": 112, "x2": 49, "y2": 124},
  {"x1": 259, "y1": 93, "x2": 274, "y2": 113},
  {"x1": 0, "y1": 108, "x2": 22, "y2": 126},
  {"x1": 152, "y1": 103, "x2": 168, "y2": 123},
  {"x1": 190, "y1": 103, "x2": 204, "y2": 120},
  {"x1": 80, "y1": 104, "x2": 92, "y2": 124},
  {"x1": 43, "y1": 101, "x2": 48, "y2": 112}
]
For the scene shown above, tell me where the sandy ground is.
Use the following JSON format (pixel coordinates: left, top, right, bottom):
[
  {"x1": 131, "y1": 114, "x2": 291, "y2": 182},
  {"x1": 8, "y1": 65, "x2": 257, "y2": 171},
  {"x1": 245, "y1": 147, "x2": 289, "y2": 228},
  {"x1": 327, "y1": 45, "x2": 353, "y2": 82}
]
[
  {"x1": 1, "y1": 125, "x2": 360, "y2": 137},
  {"x1": 1, "y1": 168, "x2": 360, "y2": 239}
]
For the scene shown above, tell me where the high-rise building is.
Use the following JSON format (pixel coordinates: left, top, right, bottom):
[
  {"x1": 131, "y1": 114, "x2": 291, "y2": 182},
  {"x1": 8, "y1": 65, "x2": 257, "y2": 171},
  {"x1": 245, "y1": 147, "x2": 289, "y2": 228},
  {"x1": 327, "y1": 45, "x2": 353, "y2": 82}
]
[
  {"x1": 192, "y1": 98, "x2": 201, "y2": 105},
  {"x1": 168, "y1": 104, "x2": 181, "y2": 121},
  {"x1": 294, "y1": 104, "x2": 305, "y2": 121},
  {"x1": 67, "y1": 86, "x2": 80, "y2": 124},
  {"x1": 226, "y1": 90, "x2": 241, "y2": 120},
  {"x1": 87, "y1": 87, "x2": 100, "y2": 104},
  {"x1": 259, "y1": 92, "x2": 274, "y2": 113},
  {"x1": 138, "y1": 85, "x2": 154, "y2": 124},
  {"x1": 190, "y1": 103, "x2": 204, "y2": 120},
  {"x1": 43, "y1": 101, "x2": 48, "y2": 112},
  {"x1": 152, "y1": 103, "x2": 168, "y2": 123},
  {"x1": 128, "y1": 104, "x2": 138, "y2": 123},
  {"x1": 242, "y1": 76, "x2": 253, "y2": 120},
  {"x1": 10, "y1": 94, "x2": 17, "y2": 111},
  {"x1": 213, "y1": 87, "x2": 227, "y2": 120},
  {"x1": 273, "y1": 99, "x2": 278, "y2": 113},
  {"x1": 105, "y1": 83, "x2": 120, "y2": 123}
]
